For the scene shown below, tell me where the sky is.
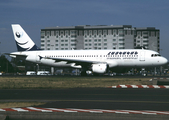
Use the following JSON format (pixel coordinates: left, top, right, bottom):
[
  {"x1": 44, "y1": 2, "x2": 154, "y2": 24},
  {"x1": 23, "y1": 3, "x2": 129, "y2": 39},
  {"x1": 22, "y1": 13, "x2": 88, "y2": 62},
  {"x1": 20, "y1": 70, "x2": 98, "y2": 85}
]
[{"x1": 0, "y1": 0, "x2": 169, "y2": 59}]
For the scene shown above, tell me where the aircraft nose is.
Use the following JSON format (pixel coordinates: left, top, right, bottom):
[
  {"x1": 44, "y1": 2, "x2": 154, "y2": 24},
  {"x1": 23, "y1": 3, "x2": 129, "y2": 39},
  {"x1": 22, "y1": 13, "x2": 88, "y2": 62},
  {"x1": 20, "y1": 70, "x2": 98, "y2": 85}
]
[{"x1": 162, "y1": 57, "x2": 168, "y2": 65}]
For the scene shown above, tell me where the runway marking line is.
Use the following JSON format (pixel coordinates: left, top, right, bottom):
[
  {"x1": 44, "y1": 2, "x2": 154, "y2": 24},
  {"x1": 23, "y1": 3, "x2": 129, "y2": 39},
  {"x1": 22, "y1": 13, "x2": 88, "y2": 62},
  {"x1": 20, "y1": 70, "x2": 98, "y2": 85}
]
[
  {"x1": 1, "y1": 107, "x2": 169, "y2": 115},
  {"x1": 108, "y1": 85, "x2": 169, "y2": 89}
]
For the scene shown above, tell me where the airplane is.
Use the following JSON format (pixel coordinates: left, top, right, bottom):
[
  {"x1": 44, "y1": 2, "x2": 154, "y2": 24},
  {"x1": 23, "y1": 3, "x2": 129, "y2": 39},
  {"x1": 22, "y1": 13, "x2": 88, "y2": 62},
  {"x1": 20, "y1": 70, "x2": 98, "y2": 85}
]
[{"x1": 8, "y1": 24, "x2": 168, "y2": 75}]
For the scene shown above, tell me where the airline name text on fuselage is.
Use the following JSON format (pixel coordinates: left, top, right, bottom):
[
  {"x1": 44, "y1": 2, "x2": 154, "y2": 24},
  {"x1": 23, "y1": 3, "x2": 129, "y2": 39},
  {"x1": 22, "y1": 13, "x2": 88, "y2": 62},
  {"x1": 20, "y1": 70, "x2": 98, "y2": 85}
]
[{"x1": 107, "y1": 51, "x2": 138, "y2": 60}]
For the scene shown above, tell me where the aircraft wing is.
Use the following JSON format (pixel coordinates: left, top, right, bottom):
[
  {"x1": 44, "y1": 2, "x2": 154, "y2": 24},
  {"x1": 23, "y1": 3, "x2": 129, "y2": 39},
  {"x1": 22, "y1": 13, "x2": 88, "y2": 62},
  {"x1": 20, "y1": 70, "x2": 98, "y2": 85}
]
[{"x1": 44, "y1": 56, "x2": 101, "y2": 66}]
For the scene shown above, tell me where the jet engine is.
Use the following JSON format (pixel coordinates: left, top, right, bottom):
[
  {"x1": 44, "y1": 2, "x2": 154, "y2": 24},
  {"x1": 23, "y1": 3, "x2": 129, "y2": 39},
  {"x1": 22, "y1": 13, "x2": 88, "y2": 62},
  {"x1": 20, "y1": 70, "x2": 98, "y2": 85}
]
[{"x1": 92, "y1": 63, "x2": 108, "y2": 74}]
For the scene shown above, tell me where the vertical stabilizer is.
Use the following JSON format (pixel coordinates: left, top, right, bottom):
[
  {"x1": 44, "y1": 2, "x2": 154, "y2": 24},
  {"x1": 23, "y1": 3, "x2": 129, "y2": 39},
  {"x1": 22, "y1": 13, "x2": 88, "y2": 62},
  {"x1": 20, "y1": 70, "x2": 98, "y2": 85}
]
[{"x1": 11, "y1": 24, "x2": 40, "y2": 51}]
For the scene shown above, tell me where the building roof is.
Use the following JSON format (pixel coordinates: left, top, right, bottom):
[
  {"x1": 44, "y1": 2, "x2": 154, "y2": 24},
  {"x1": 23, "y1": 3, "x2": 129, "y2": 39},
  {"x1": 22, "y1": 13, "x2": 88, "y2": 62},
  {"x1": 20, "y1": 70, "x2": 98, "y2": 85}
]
[{"x1": 41, "y1": 25, "x2": 132, "y2": 31}]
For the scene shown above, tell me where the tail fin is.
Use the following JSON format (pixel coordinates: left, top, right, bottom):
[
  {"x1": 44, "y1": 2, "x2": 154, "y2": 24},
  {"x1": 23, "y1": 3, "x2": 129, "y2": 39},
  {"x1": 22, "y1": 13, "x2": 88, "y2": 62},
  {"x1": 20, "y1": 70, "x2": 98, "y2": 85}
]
[{"x1": 11, "y1": 24, "x2": 40, "y2": 51}]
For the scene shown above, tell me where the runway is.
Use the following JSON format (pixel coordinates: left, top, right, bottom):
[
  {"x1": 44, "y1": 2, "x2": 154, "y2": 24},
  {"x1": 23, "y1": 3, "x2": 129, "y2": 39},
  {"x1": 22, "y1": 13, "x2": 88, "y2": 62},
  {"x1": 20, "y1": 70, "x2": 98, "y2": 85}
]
[{"x1": 0, "y1": 88, "x2": 169, "y2": 111}]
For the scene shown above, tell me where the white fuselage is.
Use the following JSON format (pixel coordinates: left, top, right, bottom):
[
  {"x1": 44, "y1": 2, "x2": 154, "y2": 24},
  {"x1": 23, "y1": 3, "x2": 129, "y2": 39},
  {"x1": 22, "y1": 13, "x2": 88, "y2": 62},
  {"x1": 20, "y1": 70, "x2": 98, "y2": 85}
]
[{"x1": 10, "y1": 49, "x2": 168, "y2": 68}]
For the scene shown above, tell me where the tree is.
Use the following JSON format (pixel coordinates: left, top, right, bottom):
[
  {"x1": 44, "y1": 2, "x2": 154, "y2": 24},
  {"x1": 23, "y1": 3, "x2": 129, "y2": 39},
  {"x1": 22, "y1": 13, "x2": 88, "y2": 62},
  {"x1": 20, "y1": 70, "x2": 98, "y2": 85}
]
[{"x1": 0, "y1": 55, "x2": 14, "y2": 73}]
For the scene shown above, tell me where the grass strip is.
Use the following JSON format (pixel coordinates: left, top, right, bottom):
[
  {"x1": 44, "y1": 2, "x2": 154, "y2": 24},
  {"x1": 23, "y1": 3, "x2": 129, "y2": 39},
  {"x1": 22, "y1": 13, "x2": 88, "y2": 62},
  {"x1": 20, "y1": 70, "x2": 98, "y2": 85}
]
[
  {"x1": 0, "y1": 102, "x2": 46, "y2": 108},
  {"x1": 0, "y1": 76, "x2": 150, "y2": 89}
]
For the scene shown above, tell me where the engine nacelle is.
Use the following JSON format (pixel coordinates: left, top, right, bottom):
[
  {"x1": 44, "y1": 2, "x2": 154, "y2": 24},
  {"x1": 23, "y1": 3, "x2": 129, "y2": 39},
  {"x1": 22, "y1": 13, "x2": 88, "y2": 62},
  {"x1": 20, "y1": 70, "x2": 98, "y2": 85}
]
[{"x1": 92, "y1": 63, "x2": 108, "y2": 74}]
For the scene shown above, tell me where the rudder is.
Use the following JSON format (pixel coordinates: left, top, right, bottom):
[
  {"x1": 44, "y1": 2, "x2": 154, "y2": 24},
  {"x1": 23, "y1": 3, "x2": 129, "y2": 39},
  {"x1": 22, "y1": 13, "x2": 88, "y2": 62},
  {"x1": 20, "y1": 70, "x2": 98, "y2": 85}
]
[{"x1": 11, "y1": 24, "x2": 40, "y2": 51}]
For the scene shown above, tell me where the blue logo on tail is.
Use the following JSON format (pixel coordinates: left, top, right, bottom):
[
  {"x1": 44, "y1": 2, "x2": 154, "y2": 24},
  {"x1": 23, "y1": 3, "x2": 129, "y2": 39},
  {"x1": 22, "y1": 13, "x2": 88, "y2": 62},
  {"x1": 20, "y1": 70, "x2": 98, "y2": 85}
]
[{"x1": 15, "y1": 32, "x2": 23, "y2": 38}]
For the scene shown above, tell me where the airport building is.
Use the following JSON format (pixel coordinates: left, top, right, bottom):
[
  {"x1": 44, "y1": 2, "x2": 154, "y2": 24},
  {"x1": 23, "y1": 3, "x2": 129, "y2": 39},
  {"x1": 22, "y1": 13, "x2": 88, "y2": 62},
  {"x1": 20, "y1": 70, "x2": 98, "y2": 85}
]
[{"x1": 40, "y1": 25, "x2": 160, "y2": 52}]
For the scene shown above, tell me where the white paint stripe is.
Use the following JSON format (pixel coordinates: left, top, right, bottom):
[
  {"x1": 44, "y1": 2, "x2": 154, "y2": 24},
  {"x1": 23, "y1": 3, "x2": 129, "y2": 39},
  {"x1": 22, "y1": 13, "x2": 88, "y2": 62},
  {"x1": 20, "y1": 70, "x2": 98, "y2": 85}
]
[
  {"x1": 47, "y1": 108, "x2": 77, "y2": 112},
  {"x1": 101, "y1": 110, "x2": 118, "y2": 113},
  {"x1": 164, "y1": 86, "x2": 169, "y2": 89},
  {"x1": 111, "y1": 86, "x2": 117, "y2": 88},
  {"x1": 152, "y1": 85, "x2": 160, "y2": 88},
  {"x1": 142, "y1": 85, "x2": 149, "y2": 88},
  {"x1": 1, "y1": 107, "x2": 169, "y2": 115},
  {"x1": 69, "y1": 108, "x2": 102, "y2": 113},
  {"x1": 27, "y1": 107, "x2": 52, "y2": 112},
  {"x1": 42, "y1": 110, "x2": 52, "y2": 112},
  {"x1": 89, "y1": 110, "x2": 103, "y2": 113},
  {"x1": 120, "y1": 85, "x2": 127, "y2": 88},
  {"x1": 0, "y1": 109, "x2": 6, "y2": 111},
  {"x1": 142, "y1": 112, "x2": 157, "y2": 115},
  {"x1": 131, "y1": 85, "x2": 138, "y2": 88},
  {"x1": 144, "y1": 110, "x2": 169, "y2": 115},
  {"x1": 12, "y1": 108, "x2": 28, "y2": 112},
  {"x1": 109, "y1": 85, "x2": 169, "y2": 89},
  {"x1": 115, "y1": 111, "x2": 129, "y2": 114},
  {"x1": 121, "y1": 110, "x2": 141, "y2": 112}
]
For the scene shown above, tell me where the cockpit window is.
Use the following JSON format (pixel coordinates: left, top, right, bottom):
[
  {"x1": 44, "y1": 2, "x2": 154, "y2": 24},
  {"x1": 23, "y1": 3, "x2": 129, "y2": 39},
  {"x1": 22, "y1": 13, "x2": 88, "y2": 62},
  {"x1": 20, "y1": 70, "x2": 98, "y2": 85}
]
[{"x1": 151, "y1": 54, "x2": 161, "y2": 57}]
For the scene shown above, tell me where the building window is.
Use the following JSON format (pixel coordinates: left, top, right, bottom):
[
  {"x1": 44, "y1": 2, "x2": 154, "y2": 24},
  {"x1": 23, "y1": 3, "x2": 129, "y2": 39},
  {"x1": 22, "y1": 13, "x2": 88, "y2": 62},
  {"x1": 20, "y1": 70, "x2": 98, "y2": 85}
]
[
  {"x1": 143, "y1": 40, "x2": 148, "y2": 43},
  {"x1": 71, "y1": 39, "x2": 76, "y2": 42},
  {"x1": 71, "y1": 30, "x2": 77, "y2": 34},
  {"x1": 61, "y1": 40, "x2": 64, "y2": 42},
  {"x1": 137, "y1": 31, "x2": 141, "y2": 35},
  {"x1": 104, "y1": 43, "x2": 107, "y2": 46},
  {"x1": 71, "y1": 44, "x2": 76, "y2": 46},
  {"x1": 119, "y1": 39, "x2": 124, "y2": 41},
  {"x1": 119, "y1": 47, "x2": 125, "y2": 49},
  {"x1": 84, "y1": 31, "x2": 87, "y2": 35},
  {"x1": 46, "y1": 31, "x2": 50, "y2": 36},
  {"x1": 56, "y1": 31, "x2": 59, "y2": 35},
  {"x1": 118, "y1": 29, "x2": 124, "y2": 34},
  {"x1": 113, "y1": 30, "x2": 117, "y2": 34},
  {"x1": 71, "y1": 35, "x2": 77, "y2": 38},
  {"x1": 65, "y1": 30, "x2": 69, "y2": 34},
  {"x1": 99, "y1": 30, "x2": 102, "y2": 34},
  {"x1": 119, "y1": 43, "x2": 125, "y2": 45},
  {"x1": 60, "y1": 31, "x2": 64, "y2": 34}
]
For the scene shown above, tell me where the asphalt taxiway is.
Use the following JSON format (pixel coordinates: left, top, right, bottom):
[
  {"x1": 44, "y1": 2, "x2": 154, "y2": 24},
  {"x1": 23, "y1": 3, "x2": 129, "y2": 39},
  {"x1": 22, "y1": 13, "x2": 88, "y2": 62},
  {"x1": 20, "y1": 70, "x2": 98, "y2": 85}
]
[
  {"x1": 0, "y1": 88, "x2": 169, "y2": 111},
  {"x1": 1, "y1": 88, "x2": 169, "y2": 119}
]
